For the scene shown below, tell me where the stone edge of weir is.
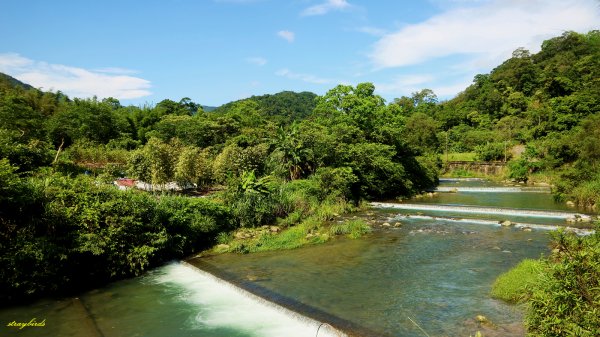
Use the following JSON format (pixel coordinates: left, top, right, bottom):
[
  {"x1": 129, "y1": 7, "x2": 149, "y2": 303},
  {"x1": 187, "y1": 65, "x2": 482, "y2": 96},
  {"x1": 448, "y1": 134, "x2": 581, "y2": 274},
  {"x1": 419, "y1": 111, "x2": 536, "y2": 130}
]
[
  {"x1": 183, "y1": 259, "x2": 392, "y2": 337},
  {"x1": 369, "y1": 202, "x2": 593, "y2": 221}
]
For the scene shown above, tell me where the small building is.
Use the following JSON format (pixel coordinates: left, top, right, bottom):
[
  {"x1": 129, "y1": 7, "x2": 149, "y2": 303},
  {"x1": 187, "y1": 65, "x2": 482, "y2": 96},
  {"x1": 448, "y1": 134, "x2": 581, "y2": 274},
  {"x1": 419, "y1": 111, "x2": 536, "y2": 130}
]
[{"x1": 114, "y1": 178, "x2": 136, "y2": 190}]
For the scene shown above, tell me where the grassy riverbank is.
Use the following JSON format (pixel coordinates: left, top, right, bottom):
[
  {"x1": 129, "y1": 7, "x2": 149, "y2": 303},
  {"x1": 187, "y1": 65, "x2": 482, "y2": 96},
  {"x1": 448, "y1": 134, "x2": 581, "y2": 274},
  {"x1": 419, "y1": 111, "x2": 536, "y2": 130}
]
[{"x1": 491, "y1": 226, "x2": 600, "y2": 335}]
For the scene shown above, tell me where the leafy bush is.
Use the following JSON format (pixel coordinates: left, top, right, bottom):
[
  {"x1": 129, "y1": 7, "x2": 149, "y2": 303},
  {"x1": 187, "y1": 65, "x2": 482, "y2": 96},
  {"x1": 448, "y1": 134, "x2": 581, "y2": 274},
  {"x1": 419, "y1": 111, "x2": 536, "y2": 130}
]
[
  {"x1": 0, "y1": 129, "x2": 53, "y2": 172},
  {"x1": 526, "y1": 227, "x2": 600, "y2": 336},
  {"x1": 475, "y1": 142, "x2": 509, "y2": 161},
  {"x1": 311, "y1": 166, "x2": 357, "y2": 200},
  {"x1": 506, "y1": 158, "x2": 539, "y2": 182},
  {"x1": 0, "y1": 172, "x2": 232, "y2": 304},
  {"x1": 570, "y1": 175, "x2": 600, "y2": 208}
]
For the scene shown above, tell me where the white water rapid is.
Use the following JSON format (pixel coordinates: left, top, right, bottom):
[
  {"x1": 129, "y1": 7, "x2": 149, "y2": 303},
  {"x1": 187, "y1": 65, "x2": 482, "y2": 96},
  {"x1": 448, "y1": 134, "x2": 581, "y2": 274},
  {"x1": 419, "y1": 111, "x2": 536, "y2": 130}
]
[
  {"x1": 371, "y1": 202, "x2": 592, "y2": 221},
  {"x1": 432, "y1": 186, "x2": 551, "y2": 193},
  {"x1": 154, "y1": 262, "x2": 346, "y2": 337}
]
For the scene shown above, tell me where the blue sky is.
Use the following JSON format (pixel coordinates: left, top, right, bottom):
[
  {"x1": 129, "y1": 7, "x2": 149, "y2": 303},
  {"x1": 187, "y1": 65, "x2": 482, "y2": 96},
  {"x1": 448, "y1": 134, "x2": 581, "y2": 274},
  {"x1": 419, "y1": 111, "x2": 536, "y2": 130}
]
[{"x1": 1, "y1": 0, "x2": 598, "y2": 106}]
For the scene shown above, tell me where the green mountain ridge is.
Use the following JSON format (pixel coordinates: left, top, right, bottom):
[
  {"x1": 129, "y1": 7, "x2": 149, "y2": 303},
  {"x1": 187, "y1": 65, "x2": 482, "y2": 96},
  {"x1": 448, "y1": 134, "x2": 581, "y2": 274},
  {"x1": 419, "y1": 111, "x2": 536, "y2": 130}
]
[{"x1": 0, "y1": 73, "x2": 35, "y2": 91}]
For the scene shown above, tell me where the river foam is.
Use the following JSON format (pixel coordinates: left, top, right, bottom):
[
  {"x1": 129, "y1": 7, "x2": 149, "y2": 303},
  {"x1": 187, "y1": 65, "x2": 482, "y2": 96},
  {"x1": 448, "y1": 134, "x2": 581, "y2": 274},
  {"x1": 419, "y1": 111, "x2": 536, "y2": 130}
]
[
  {"x1": 391, "y1": 214, "x2": 594, "y2": 235},
  {"x1": 432, "y1": 186, "x2": 551, "y2": 193},
  {"x1": 154, "y1": 262, "x2": 345, "y2": 337},
  {"x1": 371, "y1": 202, "x2": 592, "y2": 221}
]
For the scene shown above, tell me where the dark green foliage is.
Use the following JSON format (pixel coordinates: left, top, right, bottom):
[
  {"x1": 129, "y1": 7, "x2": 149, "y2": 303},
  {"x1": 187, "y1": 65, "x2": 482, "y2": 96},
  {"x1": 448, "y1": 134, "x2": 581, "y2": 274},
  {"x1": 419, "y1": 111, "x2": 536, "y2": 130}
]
[
  {"x1": 0, "y1": 129, "x2": 53, "y2": 172},
  {"x1": 46, "y1": 98, "x2": 121, "y2": 146},
  {"x1": 526, "y1": 228, "x2": 600, "y2": 336},
  {"x1": 213, "y1": 91, "x2": 317, "y2": 124},
  {"x1": 312, "y1": 166, "x2": 357, "y2": 200},
  {"x1": 0, "y1": 73, "x2": 35, "y2": 91},
  {"x1": 0, "y1": 172, "x2": 232, "y2": 304},
  {"x1": 223, "y1": 172, "x2": 278, "y2": 228},
  {"x1": 403, "y1": 113, "x2": 439, "y2": 154},
  {"x1": 475, "y1": 142, "x2": 509, "y2": 161},
  {"x1": 507, "y1": 158, "x2": 532, "y2": 182}
]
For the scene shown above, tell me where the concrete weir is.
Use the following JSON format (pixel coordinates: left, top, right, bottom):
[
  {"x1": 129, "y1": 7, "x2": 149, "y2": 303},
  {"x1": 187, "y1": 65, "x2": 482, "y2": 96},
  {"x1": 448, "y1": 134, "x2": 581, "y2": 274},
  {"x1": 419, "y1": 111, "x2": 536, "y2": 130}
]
[
  {"x1": 371, "y1": 202, "x2": 592, "y2": 221},
  {"x1": 432, "y1": 186, "x2": 552, "y2": 193},
  {"x1": 182, "y1": 260, "x2": 384, "y2": 337}
]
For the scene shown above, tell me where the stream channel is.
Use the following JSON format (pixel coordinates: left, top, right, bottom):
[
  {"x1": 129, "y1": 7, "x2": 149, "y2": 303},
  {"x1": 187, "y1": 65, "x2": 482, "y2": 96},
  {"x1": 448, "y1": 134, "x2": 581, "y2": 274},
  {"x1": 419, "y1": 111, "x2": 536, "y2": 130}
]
[{"x1": 1, "y1": 178, "x2": 595, "y2": 337}]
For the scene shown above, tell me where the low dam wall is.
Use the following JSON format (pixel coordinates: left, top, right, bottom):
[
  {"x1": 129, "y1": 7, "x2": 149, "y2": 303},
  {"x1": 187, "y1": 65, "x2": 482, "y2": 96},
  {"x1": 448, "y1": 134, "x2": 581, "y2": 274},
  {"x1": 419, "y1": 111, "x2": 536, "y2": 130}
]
[{"x1": 444, "y1": 161, "x2": 506, "y2": 175}]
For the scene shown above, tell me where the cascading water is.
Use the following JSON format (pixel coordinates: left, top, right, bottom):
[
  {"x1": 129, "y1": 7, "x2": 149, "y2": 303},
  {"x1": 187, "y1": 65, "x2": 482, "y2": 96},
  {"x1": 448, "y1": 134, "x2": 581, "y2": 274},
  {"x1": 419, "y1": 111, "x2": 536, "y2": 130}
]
[
  {"x1": 154, "y1": 262, "x2": 346, "y2": 337},
  {"x1": 390, "y1": 214, "x2": 594, "y2": 235},
  {"x1": 0, "y1": 263, "x2": 346, "y2": 337},
  {"x1": 432, "y1": 186, "x2": 551, "y2": 193},
  {"x1": 370, "y1": 202, "x2": 592, "y2": 221}
]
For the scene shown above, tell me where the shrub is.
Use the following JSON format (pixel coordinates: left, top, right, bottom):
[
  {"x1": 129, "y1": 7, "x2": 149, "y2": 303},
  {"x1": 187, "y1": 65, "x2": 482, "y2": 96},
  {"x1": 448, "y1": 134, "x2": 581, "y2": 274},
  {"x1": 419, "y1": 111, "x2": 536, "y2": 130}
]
[
  {"x1": 526, "y1": 227, "x2": 600, "y2": 336},
  {"x1": 475, "y1": 142, "x2": 510, "y2": 161},
  {"x1": 0, "y1": 172, "x2": 233, "y2": 304},
  {"x1": 312, "y1": 166, "x2": 357, "y2": 200},
  {"x1": 570, "y1": 175, "x2": 600, "y2": 208},
  {"x1": 506, "y1": 158, "x2": 539, "y2": 182}
]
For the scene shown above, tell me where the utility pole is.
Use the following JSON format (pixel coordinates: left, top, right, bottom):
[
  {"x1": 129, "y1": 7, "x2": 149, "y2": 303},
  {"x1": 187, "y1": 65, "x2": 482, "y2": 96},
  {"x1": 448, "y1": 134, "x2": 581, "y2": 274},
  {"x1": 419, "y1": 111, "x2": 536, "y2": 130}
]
[{"x1": 445, "y1": 132, "x2": 449, "y2": 163}]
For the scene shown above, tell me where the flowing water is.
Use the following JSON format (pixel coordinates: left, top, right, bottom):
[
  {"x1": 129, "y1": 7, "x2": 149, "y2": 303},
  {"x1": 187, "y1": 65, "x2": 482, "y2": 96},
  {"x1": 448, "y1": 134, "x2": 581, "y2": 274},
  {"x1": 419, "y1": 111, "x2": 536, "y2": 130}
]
[{"x1": 1, "y1": 179, "x2": 595, "y2": 336}]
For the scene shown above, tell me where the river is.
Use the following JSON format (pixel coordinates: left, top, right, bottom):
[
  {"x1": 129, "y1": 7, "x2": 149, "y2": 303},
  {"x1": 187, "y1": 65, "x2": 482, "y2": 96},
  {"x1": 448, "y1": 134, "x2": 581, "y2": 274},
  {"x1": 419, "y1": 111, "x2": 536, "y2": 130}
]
[{"x1": 1, "y1": 178, "x2": 594, "y2": 336}]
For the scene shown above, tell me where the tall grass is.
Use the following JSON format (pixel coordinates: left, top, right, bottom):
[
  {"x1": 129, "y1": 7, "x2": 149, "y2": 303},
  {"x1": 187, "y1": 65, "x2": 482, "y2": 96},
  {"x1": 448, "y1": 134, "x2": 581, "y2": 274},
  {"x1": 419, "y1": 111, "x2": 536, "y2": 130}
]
[
  {"x1": 490, "y1": 259, "x2": 544, "y2": 303},
  {"x1": 443, "y1": 152, "x2": 477, "y2": 162},
  {"x1": 570, "y1": 176, "x2": 600, "y2": 208},
  {"x1": 329, "y1": 219, "x2": 371, "y2": 239}
]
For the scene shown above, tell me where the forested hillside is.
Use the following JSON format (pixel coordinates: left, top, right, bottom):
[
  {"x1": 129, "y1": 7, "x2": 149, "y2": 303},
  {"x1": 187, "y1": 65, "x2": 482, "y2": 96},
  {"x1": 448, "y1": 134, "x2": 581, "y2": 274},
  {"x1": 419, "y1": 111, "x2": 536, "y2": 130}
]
[
  {"x1": 0, "y1": 72, "x2": 436, "y2": 304},
  {"x1": 213, "y1": 90, "x2": 318, "y2": 124},
  {"x1": 397, "y1": 30, "x2": 599, "y2": 207}
]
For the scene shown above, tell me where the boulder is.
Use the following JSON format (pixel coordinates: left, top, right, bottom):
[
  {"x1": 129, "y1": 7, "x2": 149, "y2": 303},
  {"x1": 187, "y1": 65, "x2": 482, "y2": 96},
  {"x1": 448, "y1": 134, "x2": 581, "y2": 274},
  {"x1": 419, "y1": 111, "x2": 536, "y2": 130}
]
[
  {"x1": 566, "y1": 201, "x2": 575, "y2": 207},
  {"x1": 269, "y1": 226, "x2": 280, "y2": 233},
  {"x1": 382, "y1": 222, "x2": 391, "y2": 227},
  {"x1": 500, "y1": 221, "x2": 512, "y2": 227}
]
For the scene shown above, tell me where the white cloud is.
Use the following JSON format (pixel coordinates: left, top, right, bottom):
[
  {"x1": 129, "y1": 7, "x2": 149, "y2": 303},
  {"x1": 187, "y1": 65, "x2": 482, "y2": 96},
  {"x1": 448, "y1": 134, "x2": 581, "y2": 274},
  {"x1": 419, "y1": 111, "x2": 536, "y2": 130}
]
[
  {"x1": 356, "y1": 26, "x2": 387, "y2": 37},
  {"x1": 276, "y1": 68, "x2": 335, "y2": 84},
  {"x1": 376, "y1": 74, "x2": 435, "y2": 94},
  {"x1": 93, "y1": 67, "x2": 139, "y2": 75},
  {"x1": 301, "y1": 0, "x2": 351, "y2": 16},
  {"x1": 0, "y1": 53, "x2": 151, "y2": 100},
  {"x1": 371, "y1": 0, "x2": 600, "y2": 69},
  {"x1": 277, "y1": 30, "x2": 295, "y2": 42},
  {"x1": 246, "y1": 57, "x2": 267, "y2": 66},
  {"x1": 375, "y1": 73, "x2": 474, "y2": 100}
]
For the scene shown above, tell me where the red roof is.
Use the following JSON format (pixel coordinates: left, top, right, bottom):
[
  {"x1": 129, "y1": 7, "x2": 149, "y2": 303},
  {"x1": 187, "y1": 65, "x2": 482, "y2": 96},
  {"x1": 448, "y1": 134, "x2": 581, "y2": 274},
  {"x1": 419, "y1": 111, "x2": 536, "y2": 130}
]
[{"x1": 115, "y1": 178, "x2": 136, "y2": 187}]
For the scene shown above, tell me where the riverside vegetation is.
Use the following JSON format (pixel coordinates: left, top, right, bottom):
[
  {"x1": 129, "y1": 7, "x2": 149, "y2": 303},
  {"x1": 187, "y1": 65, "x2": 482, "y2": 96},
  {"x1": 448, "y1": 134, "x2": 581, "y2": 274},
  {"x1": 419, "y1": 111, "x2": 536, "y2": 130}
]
[
  {"x1": 1, "y1": 31, "x2": 599, "y2": 335},
  {"x1": 0, "y1": 76, "x2": 437, "y2": 305}
]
